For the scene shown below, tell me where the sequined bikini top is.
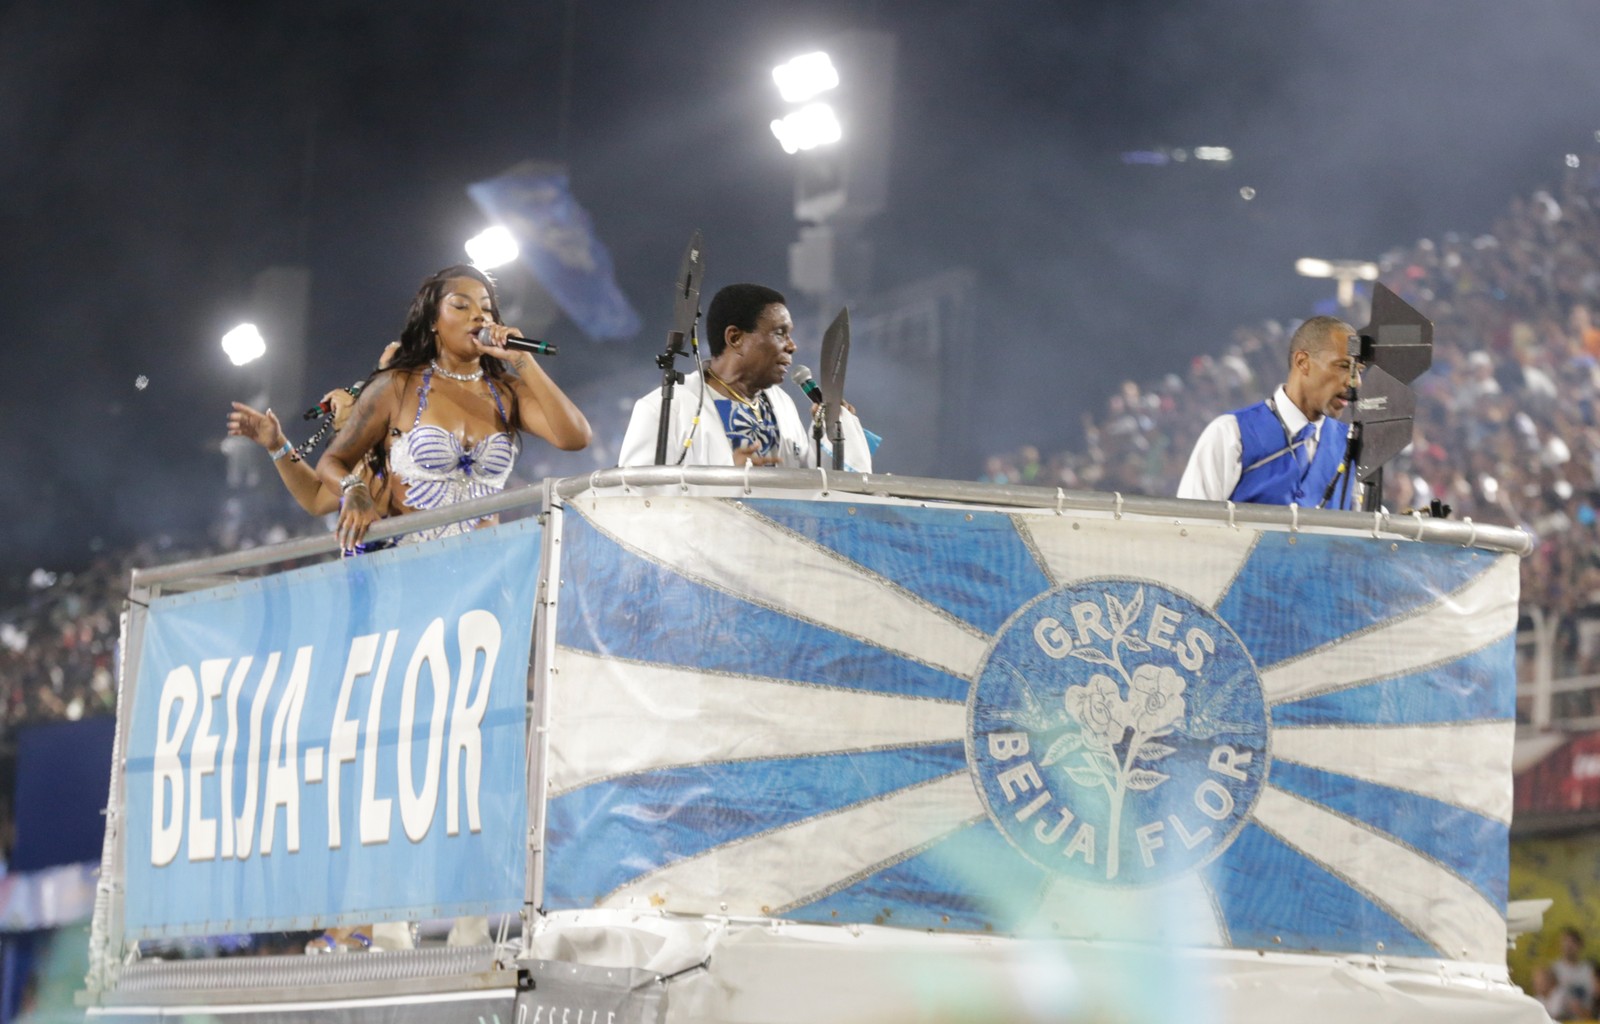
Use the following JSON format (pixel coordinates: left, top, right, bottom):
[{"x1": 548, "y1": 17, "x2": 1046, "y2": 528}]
[{"x1": 388, "y1": 366, "x2": 519, "y2": 539}]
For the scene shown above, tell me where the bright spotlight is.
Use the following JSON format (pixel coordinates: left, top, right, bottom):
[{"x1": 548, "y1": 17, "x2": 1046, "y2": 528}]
[
  {"x1": 770, "y1": 103, "x2": 843, "y2": 155},
  {"x1": 221, "y1": 323, "x2": 266, "y2": 366},
  {"x1": 465, "y1": 225, "x2": 520, "y2": 269},
  {"x1": 1296, "y1": 257, "x2": 1378, "y2": 281},
  {"x1": 1194, "y1": 145, "x2": 1233, "y2": 163},
  {"x1": 1296, "y1": 257, "x2": 1380, "y2": 309},
  {"x1": 772, "y1": 51, "x2": 839, "y2": 104}
]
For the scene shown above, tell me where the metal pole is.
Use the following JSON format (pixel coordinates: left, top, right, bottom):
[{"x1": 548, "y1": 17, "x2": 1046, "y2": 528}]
[
  {"x1": 522, "y1": 484, "x2": 566, "y2": 954},
  {"x1": 86, "y1": 578, "x2": 158, "y2": 996}
]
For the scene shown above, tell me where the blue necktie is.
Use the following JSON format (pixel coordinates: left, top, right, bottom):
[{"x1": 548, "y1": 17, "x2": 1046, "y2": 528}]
[{"x1": 1292, "y1": 423, "x2": 1316, "y2": 472}]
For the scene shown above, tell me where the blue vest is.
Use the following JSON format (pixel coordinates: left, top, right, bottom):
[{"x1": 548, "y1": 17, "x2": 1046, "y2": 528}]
[{"x1": 1231, "y1": 401, "x2": 1353, "y2": 509}]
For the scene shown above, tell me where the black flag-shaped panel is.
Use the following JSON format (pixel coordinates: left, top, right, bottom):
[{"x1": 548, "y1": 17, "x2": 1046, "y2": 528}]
[
  {"x1": 1351, "y1": 282, "x2": 1434, "y2": 483},
  {"x1": 1353, "y1": 365, "x2": 1418, "y2": 482},
  {"x1": 1360, "y1": 282, "x2": 1433, "y2": 384},
  {"x1": 670, "y1": 230, "x2": 704, "y2": 353},
  {"x1": 819, "y1": 307, "x2": 851, "y2": 441}
]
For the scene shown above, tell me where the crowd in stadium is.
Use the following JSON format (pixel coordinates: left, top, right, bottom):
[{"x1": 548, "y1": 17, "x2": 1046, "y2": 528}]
[{"x1": 0, "y1": 560, "x2": 124, "y2": 736}]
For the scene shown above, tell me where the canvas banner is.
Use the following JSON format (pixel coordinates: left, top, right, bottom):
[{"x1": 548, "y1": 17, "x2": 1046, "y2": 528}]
[
  {"x1": 122, "y1": 522, "x2": 538, "y2": 937},
  {"x1": 544, "y1": 496, "x2": 1518, "y2": 962}
]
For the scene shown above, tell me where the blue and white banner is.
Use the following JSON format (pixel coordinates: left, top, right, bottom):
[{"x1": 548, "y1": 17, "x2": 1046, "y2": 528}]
[
  {"x1": 467, "y1": 165, "x2": 640, "y2": 341},
  {"x1": 543, "y1": 497, "x2": 1519, "y2": 963},
  {"x1": 122, "y1": 523, "x2": 538, "y2": 938}
]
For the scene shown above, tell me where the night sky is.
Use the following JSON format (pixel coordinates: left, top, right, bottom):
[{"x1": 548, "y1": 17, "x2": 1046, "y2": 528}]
[{"x1": 4, "y1": 0, "x2": 1599, "y2": 574}]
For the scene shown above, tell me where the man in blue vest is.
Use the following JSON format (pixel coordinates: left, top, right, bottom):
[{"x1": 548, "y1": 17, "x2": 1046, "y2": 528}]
[{"x1": 1177, "y1": 316, "x2": 1361, "y2": 509}]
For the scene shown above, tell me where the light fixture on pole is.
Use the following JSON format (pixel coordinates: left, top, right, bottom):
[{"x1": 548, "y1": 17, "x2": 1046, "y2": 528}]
[
  {"x1": 221, "y1": 323, "x2": 267, "y2": 366},
  {"x1": 771, "y1": 51, "x2": 839, "y2": 104},
  {"x1": 770, "y1": 103, "x2": 844, "y2": 155},
  {"x1": 465, "y1": 226, "x2": 521, "y2": 270},
  {"x1": 1295, "y1": 257, "x2": 1379, "y2": 310},
  {"x1": 770, "y1": 31, "x2": 897, "y2": 314}
]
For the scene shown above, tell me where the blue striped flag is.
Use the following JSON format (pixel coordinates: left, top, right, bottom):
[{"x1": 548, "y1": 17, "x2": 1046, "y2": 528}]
[{"x1": 542, "y1": 497, "x2": 1516, "y2": 962}]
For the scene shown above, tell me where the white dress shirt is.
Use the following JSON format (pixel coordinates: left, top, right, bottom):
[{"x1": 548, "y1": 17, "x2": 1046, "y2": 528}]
[{"x1": 618, "y1": 371, "x2": 873, "y2": 472}]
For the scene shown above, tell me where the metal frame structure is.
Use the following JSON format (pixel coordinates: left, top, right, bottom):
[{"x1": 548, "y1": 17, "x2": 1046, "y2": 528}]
[{"x1": 558, "y1": 466, "x2": 1532, "y2": 556}]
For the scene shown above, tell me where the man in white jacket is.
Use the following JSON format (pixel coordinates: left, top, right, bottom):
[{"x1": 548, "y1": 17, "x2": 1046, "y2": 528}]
[{"x1": 618, "y1": 283, "x2": 873, "y2": 471}]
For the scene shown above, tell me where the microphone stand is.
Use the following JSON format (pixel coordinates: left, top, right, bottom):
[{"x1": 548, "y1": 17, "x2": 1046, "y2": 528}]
[
  {"x1": 1320, "y1": 419, "x2": 1360, "y2": 511},
  {"x1": 653, "y1": 230, "x2": 706, "y2": 466},
  {"x1": 1344, "y1": 373, "x2": 1378, "y2": 511},
  {"x1": 1320, "y1": 338, "x2": 1370, "y2": 511},
  {"x1": 812, "y1": 403, "x2": 825, "y2": 468},
  {"x1": 1318, "y1": 402, "x2": 1382, "y2": 511},
  {"x1": 652, "y1": 330, "x2": 687, "y2": 466}
]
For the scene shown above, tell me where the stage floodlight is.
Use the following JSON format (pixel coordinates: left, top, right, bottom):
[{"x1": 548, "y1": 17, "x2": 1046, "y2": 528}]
[
  {"x1": 772, "y1": 51, "x2": 840, "y2": 104},
  {"x1": 465, "y1": 226, "x2": 520, "y2": 269},
  {"x1": 1296, "y1": 256, "x2": 1379, "y2": 309},
  {"x1": 1296, "y1": 257, "x2": 1378, "y2": 281},
  {"x1": 1194, "y1": 146, "x2": 1233, "y2": 163},
  {"x1": 771, "y1": 103, "x2": 843, "y2": 155},
  {"x1": 221, "y1": 323, "x2": 266, "y2": 366}
]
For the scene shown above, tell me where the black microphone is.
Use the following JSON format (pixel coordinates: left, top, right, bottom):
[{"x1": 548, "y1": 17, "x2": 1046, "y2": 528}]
[
  {"x1": 476, "y1": 327, "x2": 558, "y2": 356},
  {"x1": 301, "y1": 380, "x2": 368, "y2": 420},
  {"x1": 790, "y1": 364, "x2": 823, "y2": 404}
]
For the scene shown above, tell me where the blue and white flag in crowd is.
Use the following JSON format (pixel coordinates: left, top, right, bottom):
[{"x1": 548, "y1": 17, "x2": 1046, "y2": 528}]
[
  {"x1": 541, "y1": 496, "x2": 1518, "y2": 963},
  {"x1": 468, "y1": 164, "x2": 640, "y2": 341}
]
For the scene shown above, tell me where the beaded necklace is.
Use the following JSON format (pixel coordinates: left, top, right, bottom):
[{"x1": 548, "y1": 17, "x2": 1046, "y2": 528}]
[{"x1": 430, "y1": 359, "x2": 483, "y2": 382}]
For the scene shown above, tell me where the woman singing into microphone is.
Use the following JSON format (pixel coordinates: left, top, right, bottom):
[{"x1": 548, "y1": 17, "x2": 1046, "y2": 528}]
[{"x1": 317, "y1": 264, "x2": 591, "y2": 552}]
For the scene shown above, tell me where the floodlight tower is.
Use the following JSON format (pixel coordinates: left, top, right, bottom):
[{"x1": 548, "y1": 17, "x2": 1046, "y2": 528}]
[
  {"x1": 770, "y1": 31, "x2": 897, "y2": 319},
  {"x1": 458, "y1": 205, "x2": 563, "y2": 338},
  {"x1": 220, "y1": 323, "x2": 267, "y2": 368},
  {"x1": 465, "y1": 226, "x2": 521, "y2": 270},
  {"x1": 217, "y1": 267, "x2": 310, "y2": 493},
  {"x1": 1295, "y1": 257, "x2": 1379, "y2": 312}
]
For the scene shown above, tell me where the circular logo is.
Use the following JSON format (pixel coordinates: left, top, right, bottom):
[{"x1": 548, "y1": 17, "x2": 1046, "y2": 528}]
[{"x1": 966, "y1": 579, "x2": 1269, "y2": 886}]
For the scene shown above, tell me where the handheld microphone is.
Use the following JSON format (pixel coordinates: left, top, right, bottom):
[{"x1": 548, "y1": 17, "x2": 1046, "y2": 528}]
[
  {"x1": 477, "y1": 327, "x2": 557, "y2": 356},
  {"x1": 301, "y1": 380, "x2": 368, "y2": 420},
  {"x1": 790, "y1": 365, "x2": 824, "y2": 405}
]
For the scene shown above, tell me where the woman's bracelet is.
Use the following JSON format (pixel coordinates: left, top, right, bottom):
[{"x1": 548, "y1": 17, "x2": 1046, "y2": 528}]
[
  {"x1": 340, "y1": 473, "x2": 368, "y2": 494},
  {"x1": 269, "y1": 441, "x2": 294, "y2": 462}
]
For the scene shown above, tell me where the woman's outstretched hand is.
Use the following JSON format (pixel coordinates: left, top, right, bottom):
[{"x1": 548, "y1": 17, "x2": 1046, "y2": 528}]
[{"x1": 227, "y1": 402, "x2": 286, "y2": 451}]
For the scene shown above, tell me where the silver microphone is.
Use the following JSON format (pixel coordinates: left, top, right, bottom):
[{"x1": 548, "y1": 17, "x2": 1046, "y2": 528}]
[
  {"x1": 476, "y1": 327, "x2": 558, "y2": 356},
  {"x1": 790, "y1": 364, "x2": 824, "y2": 405}
]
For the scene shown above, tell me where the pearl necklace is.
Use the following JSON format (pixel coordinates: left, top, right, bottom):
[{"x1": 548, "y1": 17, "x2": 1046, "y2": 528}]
[{"x1": 430, "y1": 359, "x2": 483, "y2": 382}]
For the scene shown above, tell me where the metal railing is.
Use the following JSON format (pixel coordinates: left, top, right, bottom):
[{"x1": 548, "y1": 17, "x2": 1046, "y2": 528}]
[
  {"x1": 1514, "y1": 605, "x2": 1600, "y2": 734},
  {"x1": 562, "y1": 466, "x2": 1535, "y2": 555}
]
